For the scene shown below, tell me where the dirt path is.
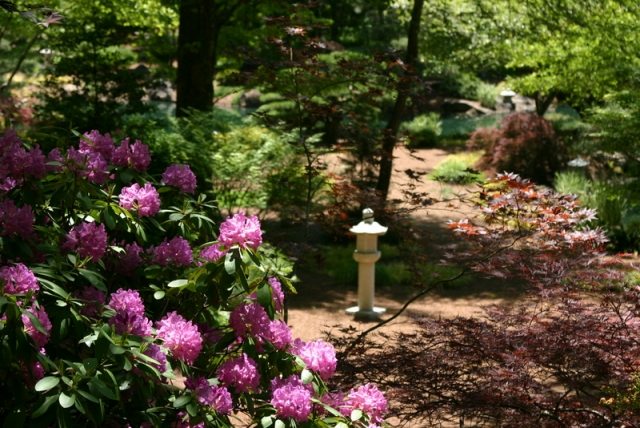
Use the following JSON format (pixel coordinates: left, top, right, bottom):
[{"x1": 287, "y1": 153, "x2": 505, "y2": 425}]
[{"x1": 285, "y1": 146, "x2": 522, "y2": 341}]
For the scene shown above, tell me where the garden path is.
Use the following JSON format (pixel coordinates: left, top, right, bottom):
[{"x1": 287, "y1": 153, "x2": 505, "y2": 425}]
[{"x1": 284, "y1": 146, "x2": 523, "y2": 342}]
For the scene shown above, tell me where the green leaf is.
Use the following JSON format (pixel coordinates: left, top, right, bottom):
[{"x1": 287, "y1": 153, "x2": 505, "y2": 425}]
[
  {"x1": 173, "y1": 395, "x2": 191, "y2": 408},
  {"x1": 38, "y1": 279, "x2": 69, "y2": 299},
  {"x1": 224, "y1": 252, "x2": 236, "y2": 275},
  {"x1": 301, "y1": 369, "x2": 313, "y2": 384},
  {"x1": 167, "y1": 279, "x2": 188, "y2": 288},
  {"x1": 35, "y1": 376, "x2": 60, "y2": 392},
  {"x1": 350, "y1": 409, "x2": 363, "y2": 421},
  {"x1": 256, "y1": 284, "x2": 272, "y2": 307},
  {"x1": 186, "y1": 402, "x2": 198, "y2": 417},
  {"x1": 88, "y1": 377, "x2": 117, "y2": 401},
  {"x1": 79, "y1": 331, "x2": 99, "y2": 347},
  {"x1": 31, "y1": 394, "x2": 59, "y2": 418},
  {"x1": 261, "y1": 416, "x2": 274, "y2": 428},
  {"x1": 109, "y1": 344, "x2": 126, "y2": 355},
  {"x1": 153, "y1": 290, "x2": 165, "y2": 300},
  {"x1": 103, "y1": 208, "x2": 116, "y2": 229},
  {"x1": 78, "y1": 269, "x2": 106, "y2": 289},
  {"x1": 334, "y1": 423, "x2": 349, "y2": 428},
  {"x1": 274, "y1": 420, "x2": 285, "y2": 428},
  {"x1": 169, "y1": 213, "x2": 184, "y2": 221},
  {"x1": 59, "y1": 392, "x2": 75, "y2": 409},
  {"x1": 76, "y1": 389, "x2": 99, "y2": 404}
]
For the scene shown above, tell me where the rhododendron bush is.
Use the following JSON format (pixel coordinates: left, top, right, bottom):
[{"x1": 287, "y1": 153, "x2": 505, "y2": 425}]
[{"x1": 0, "y1": 129, "x2": 386, "y2": 427}]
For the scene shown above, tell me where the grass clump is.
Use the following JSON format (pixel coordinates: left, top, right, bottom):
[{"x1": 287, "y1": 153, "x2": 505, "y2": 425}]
[{"x1": 429, "y1": 152, "x2": 484, "y2": 184}]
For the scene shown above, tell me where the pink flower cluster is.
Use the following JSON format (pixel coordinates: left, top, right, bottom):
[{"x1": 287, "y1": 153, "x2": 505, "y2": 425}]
[
  {"x1": 268, "y1": 277, "x2": 285, "y2": 311},
  {"x1": 185, "y1": 377, "x2": 233, "y2": 415},
  {"x1": 63, "y1": 221, "x2": 108, "y2": 261},
  {"x1": 63, "y1": 130, "x2": 151, "y2": 184},
  {"x1": 199, "y1": 214, "x2": 265, "y2": 266},
  {"x1": 346, "y1": 384, "x2": 388, "y2": 424},
  {"x1": 144, "y1": 343, "x2": 168, "y2": 373},
  {"x1": 0, "y1": 199, "x2": 34, "y2": 239},
  {"x1": 119, "y1": 182, "x2": 161, "y2": 217},
  {"x1": 200, "y1": 243, "x2": 225, "y2": 262},
  {"x1": 270, "y1": 375, "x2": 313, "y2": 422},
  {"x1": 219, "y1": 212, "x2": 263, "y2": 250},
  {"x1": 113, "y1": 138, "x2": 151, "y2": 172},
  {"x1": 0, "y1": 263, "x2": 39, "y2": 295},
  {"x1": 217, "y1": 353, "x2": 260, "y2": 393},
  {"x1": 229, "y1": 302, "x2": 292, "y2": 350},
  {"x1": 114, "y1": 242, "x2": 143, "y2": 275},
  {"x1": 151, "y1": 237, "x2": 193, "y2": 267},
  {"x1": 108, "y1": 289, "x2": 152, "y2": 336},
  {"x1": 294, "y1": 339, "x2": 337, "y2": 380},
  {"x1": 21, "y1": 304, "x2": 52, "y2": 348},
  {"x1": 0, "y1": 129, "x2": 46, "y2": 192},
  {"x1": 0, "y1": 262, "x2": 51, "y2": 348},
  {"x1": 162, "y1": 164, "x2": 197, "y2": 194},
  {"x1": 156, "y1": 311, "x2": 203, "y2": 364}
]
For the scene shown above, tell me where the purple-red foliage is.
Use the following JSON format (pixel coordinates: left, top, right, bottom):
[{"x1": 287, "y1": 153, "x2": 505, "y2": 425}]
[
  {"x1": 470, "y1": 113, "x2": 564, "y2": 185},
  {"x1": 336, "y1": 289, "x2": 640, "y2": 426},
  {"x1": 333, "y1": 173, "x2": 640, "y2": 426}
]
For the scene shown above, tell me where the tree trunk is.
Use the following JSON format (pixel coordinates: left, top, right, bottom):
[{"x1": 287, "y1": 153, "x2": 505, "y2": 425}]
[
  {"x1": 375, "y1": 0, "x2": 424, "y2": 199},
  {"x1": 535, "y1": 93, "x2": 555, "y2": 116},
  {"x1": 176, "y1": 0, "x2": 217, "y2": 116}
]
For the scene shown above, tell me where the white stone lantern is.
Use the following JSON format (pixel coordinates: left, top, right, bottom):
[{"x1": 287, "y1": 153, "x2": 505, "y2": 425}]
[
  {"x1": 500, "y1": 89, "x2": 516, "y2": 111},
  {"x1": 346, "y1": 208, "x2": 388, "y2": 320}
]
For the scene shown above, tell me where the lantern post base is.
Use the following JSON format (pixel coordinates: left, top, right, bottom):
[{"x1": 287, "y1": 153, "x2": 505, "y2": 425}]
[{"x1": 345, "y1": 306, "x2": 386, "y2": 321}]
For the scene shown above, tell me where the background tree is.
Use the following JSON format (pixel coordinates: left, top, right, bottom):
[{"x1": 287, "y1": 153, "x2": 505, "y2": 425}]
[{"x1": 376, "y1": 0, "x2": 424, "y2": 200}]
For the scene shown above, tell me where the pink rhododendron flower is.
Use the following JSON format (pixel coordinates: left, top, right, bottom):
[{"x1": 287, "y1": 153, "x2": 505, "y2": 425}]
[
  {"x1": 200, "y1": 243, "x2": 225, "y2": 262},
  {"x1": 185, "y1": 377, "x2": 233, "y2": 414},
  {"x1": 112, "y1": 138, "x2": 151, "y2": 172},
  {"x1": 66, "y1": 147, "x2": 110, "y2": 184},
  {"x1": 63, "y1": 221, "x2": 108, "y2": 261},
  {"x1": 0, "y1": 199, "x2": 34, "y2": 239},
  {"x1": 229, "y1": 302, "x2": 270, "y2": 340},
  {"x1": 161, "y1": 164, "x2": 197, "y2": 194},
  {"x1": 144, "y1": 343, "x2": 168, "y2": 372},
  {"x1": 0, "y1": 263, "x2": 39, "y2": 295},
  {"x1": 217, "y1": 353, "x2": 260, "y2": 393},
  {"x1": 119, "y1": 182, "x2": 161, "y2": 217},
  {"x1": 266, "y1": 320, "x2": 292, "y2": 350},
  {"x1": 270, "y1": 376, "x2": 313, "y2": 422},
  {"x1": 109, "y1": 288, "x2": 145, "y2": 316},
  {"x1": 321, "y1": 392, "x2": 350, "y2": 417},
  {"x1": 268, "y1": 277, "x2": 285, "y2": 311},
  {"x1": 80, "y1": 130, "x2": 115, "y2": 162},
  {"x1": 156, "y1": 311, "x2": 203, "y2": 364},
  {"x1": 151, "y1": 237, "x2": 193, "y2": 267},
  {"x1": 22, "y1": 305, "x2": 51, "y2": 348},
  {"x1": 108, "y1": 289, "x2": 152, "y2": 336},
  {"x1": 347, "y1": 384, "x2": 388, "y2": 424},
  {"x1": 114, "y1": 242, "x2": 144, "y2": 275},
  {"x1": 219, "y1": 212, "x2": 263, "y2": 249},
  {"x1": 294, "y1": 339, "x2": 337, "y2": 380},
  {"x1": 0, "y1": 129, "x2": 47, "y2": 191},
  {"x1": 46, "y1": 148, "x2": 64, "y2": 172}
]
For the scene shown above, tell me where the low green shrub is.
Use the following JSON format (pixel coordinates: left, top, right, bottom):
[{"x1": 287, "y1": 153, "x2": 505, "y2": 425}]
[
  {"x1": 401, "y1": 113, "x2": 441, "y2": 148},
  {"x1": 429, "y1": 152, "x2": 485, "y2": 184},
  {"x1": 554, "y1": 171, "x2": 640, "y2": 249}
]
